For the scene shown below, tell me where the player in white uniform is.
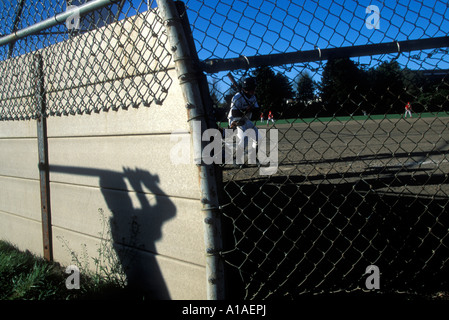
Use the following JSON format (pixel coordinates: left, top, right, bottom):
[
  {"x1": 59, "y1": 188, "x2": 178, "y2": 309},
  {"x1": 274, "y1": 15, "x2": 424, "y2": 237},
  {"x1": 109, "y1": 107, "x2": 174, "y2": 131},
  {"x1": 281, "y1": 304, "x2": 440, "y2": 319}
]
[{"x1": 227, "y1": 77, "x2": 261, "y2": 160}]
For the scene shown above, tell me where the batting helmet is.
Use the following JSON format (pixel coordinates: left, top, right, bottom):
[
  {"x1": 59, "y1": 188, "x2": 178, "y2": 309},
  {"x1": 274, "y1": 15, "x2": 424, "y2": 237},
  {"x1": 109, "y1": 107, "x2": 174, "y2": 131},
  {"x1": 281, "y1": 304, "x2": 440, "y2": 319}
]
[{"x1": 242, "y1": 77, "x2": 256, "y2": 91}]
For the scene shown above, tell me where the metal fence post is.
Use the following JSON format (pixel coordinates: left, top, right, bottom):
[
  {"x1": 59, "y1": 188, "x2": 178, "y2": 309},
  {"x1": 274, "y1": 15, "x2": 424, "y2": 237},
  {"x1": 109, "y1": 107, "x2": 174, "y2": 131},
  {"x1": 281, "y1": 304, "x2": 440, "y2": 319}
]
[
  {"x1": 34, "y1": 53, "x2": 53, "y2": 262},
  {"x1": 157, "y1": 0, "x2": 225, "y2": 300}
]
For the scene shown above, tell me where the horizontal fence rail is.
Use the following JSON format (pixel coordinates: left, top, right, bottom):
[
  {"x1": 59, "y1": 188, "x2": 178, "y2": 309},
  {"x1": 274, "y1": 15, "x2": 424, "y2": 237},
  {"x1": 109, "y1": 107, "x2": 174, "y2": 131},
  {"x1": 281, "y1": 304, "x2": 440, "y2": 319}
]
[
  {"x1": 0, "y1": 0, "x2": 115, "y2": 48},
  {"x1": 201, "y1": 36, "x2": 449, "y2": 73}
]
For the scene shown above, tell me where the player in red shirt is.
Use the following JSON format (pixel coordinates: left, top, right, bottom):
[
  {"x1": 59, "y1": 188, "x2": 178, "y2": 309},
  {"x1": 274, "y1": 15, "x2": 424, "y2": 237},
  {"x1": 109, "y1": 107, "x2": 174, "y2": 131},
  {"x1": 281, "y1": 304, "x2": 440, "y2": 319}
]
[
  {"x1": 404, "y1": 102, "x2": 412, "y2": 118},
  {"x1": 267, "y1": 111, "x2": 275, "y2": 126}
]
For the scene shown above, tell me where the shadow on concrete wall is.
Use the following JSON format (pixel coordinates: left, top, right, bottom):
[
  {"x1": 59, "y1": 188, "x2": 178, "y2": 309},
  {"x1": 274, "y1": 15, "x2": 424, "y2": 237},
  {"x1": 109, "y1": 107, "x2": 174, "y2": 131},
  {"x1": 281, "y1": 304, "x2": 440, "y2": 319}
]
[{"x1": 51, "y1": 165, "x2": 176, "y2": 299}]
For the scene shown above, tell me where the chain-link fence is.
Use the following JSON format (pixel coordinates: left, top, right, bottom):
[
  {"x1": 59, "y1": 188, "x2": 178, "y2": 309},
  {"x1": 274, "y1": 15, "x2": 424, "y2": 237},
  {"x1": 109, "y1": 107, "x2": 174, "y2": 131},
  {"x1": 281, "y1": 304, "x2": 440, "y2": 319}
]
[
  {"x1": 185, "y1": 0, "x2": 449, "y2": 299},
  {"x1": 2, "y1": 0, "x2": 449, "y2": 301},
  {"x1": 0, "y1": 0, "x2": 172, "y2": 121}
]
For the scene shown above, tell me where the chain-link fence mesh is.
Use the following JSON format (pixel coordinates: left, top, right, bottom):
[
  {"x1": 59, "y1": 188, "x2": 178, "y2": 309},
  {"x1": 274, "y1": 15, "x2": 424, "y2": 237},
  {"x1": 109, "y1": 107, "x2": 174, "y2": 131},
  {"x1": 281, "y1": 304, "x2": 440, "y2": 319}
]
[
  {"x1": 0, "y1": 0, "x2": 172, "y2": 121},
  {"x1": 2, "y1": 0, "x2": 449, "y2": 301},
  {"x1": 185, "y1": 0, "x2": 449, "y2": 299}
]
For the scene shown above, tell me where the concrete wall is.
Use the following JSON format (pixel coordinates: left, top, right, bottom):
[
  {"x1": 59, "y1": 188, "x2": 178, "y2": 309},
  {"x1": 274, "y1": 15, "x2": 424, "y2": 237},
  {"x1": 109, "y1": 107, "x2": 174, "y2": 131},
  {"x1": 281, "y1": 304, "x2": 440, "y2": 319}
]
[{"x1": 0, "y1": 9, "x2": 206, "y2": 299}]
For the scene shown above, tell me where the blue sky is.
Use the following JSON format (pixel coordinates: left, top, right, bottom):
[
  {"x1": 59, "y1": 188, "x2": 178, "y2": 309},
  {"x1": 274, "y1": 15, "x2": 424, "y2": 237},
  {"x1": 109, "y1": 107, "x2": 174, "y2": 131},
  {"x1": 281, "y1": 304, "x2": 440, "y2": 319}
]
[
  {"x1": 181, "y1": 0, "x2": 449, "y2": 95},
  {"x1": 2, "y1": 1, "x2": 447, "y2": 61},
  {"x1": 184, "y1": 0, "x2": 449, "y2": 69},
  {"x1": 0, "y1": 0, "x2": 155, "y2": 58},
  {"x1": 1, "y1": 0, "x2": 448, "y2": 76}
]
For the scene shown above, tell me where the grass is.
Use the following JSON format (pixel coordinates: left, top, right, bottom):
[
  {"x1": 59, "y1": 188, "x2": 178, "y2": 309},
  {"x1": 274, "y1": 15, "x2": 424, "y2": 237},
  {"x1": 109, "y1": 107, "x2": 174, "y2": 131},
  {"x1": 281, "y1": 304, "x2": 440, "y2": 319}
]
[{"x1": 0, "y1": 240, "x2": 135, "y2": 300}]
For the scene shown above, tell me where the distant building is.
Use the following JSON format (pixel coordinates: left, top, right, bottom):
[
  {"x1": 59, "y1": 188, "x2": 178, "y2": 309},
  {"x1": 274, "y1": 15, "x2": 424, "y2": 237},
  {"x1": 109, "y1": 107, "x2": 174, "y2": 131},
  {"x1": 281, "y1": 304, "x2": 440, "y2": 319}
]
[{"x1": 413, "y1": 69, "x2": 449, "y2": 82}]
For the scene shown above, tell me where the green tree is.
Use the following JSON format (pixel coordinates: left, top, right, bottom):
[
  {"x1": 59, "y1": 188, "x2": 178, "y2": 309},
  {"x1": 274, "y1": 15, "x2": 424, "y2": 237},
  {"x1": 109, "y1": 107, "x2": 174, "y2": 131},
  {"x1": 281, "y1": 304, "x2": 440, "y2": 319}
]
[
  {"x1": 319, "y1": 57, "x2": 366, "y2": 116},
  {"x1": 368, "y1": 60, "x2": 405, "y2": 114},
  {"x1": 252, "y1": 66, "x2": 294, "y2": 119},
  {"x1": 285, "y1": 71, "x2": 318, "y2": 119},
  {"x1": 402, "y1": 68, "x2": 449, "y2": 113},
  {"x1": 296, "y1": 72, "x2": 316, "y2": 103}
]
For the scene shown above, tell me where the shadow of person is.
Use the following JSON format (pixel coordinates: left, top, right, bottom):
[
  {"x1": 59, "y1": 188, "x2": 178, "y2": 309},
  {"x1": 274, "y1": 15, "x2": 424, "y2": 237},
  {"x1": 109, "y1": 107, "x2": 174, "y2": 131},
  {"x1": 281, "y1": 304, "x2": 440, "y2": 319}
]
[
  {"x1": 98, "y1": 167, "x2": 177, "y2": 299},
  {"x1": 49, "y1": 164, "x2": 177, "y2": 299}
]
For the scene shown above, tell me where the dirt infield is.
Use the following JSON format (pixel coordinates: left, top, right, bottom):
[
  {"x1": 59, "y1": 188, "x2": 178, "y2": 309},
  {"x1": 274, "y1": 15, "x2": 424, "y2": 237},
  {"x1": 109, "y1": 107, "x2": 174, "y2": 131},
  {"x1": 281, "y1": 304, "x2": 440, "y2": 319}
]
[{"x1": 222, "y1": 116, "x2": 449, "y2": 198}]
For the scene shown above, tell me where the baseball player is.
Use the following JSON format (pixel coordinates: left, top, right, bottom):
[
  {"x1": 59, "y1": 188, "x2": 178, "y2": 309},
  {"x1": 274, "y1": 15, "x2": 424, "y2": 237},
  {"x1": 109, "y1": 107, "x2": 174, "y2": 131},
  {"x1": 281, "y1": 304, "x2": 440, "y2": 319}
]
[
  {"x1": 267, "y1": 110, "x2": 275, "y2": 126},
  {"x1": 227, "y1": 77, "x2": 261, "y2": 159},
  {"x1": 404, "y1": 102, "x2": 412, "y2": 118}
]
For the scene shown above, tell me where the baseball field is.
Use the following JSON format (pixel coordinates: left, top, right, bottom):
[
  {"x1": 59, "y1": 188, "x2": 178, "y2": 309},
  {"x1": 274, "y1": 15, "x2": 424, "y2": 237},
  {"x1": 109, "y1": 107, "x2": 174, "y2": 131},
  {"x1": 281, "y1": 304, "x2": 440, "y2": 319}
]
[
  {"x1": 222, "y1": 113, "x2": 449, "y2": 197},
  {"x1": 219, "y1": 113, "x2": 449, "y2": 298}
]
